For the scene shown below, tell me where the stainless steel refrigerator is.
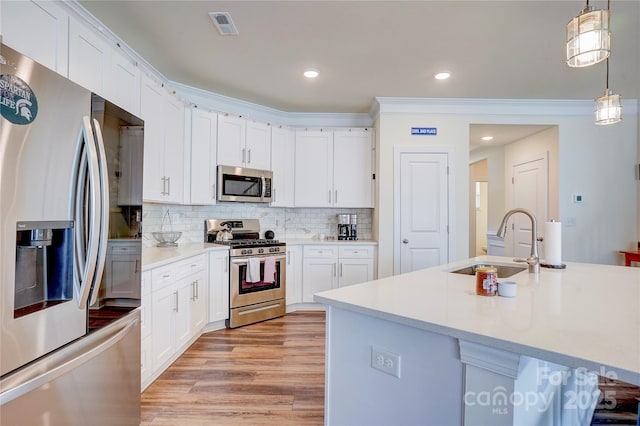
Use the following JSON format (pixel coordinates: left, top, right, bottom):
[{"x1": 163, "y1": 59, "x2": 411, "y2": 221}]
[{"x1": 0, "y1": 43, "x2": 143, "y2": 425}]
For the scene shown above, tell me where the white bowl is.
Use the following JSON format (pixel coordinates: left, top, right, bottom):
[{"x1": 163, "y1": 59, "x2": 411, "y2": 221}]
[{"x1": 498, "y1": 281, "x2": 517, "y2": 298}]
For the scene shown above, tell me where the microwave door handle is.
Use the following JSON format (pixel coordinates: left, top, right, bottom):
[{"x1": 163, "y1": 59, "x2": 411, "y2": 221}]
[
  {"x1": 88, "y1": 118, "x2": 110, "y2": 307},
  {"x1": 261, "y1": 176, "x2": 266, "y2": 199}
]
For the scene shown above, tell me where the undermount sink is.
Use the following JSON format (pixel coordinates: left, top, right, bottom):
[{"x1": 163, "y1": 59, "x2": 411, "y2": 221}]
[{"x1": 449, "y1": 263, "x2": 526, "y2": 278}]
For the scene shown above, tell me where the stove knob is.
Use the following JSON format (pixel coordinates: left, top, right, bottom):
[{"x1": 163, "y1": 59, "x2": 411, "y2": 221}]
[
  {"x1": 258, "y1": 248, "x2": 264, "y2": 254},
  {"x1": 241, "y1": 249, "x2": 247, "y2": 255}
]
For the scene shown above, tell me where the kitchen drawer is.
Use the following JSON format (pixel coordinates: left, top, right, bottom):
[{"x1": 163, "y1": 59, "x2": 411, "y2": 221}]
[
  {"x1": 339, "y1": 245, "x2": 374, "y2": 259},
  {"x1": 304, "y1": 246, "x2": 337, "y2": 259},
  {"x1": 108, "y1": 241, "x2": 141, "y2": 255},
  {"x1": 151, "y1": 254, "x2": 206, "y2": 290}
]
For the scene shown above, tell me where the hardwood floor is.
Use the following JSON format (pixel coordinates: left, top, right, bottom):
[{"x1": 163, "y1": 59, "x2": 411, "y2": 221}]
[
  {"x1": 141, "y1": 310, "x2": 639, "y2": 425},
  {"x1": 141, "y1": 311, "x2": 326, "y2": 425}
]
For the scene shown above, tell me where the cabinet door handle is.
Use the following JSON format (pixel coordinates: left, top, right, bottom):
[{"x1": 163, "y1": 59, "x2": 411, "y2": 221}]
[
  {"x1": 339, "y1": 263, "x2": 343, "y2": 277},
  {"x1": 248, "y1": 149, "x2": 251, "y2": 164},
  {"x1": 333, "y1": 263, "x2": 336, "y2": 277},
  {"x1": 134, "y1": 259, "x2": 139, "y2": 273},
  {"x1": 174, "y1": 291, "x2": 179, "y2": 312},
  {"x1": 287, "y1": 250, "x2": 290, "y2": 265},
  {"x1": 242, "y1": 148, "x2": 246, "y2": 163},
  {"x1": 335, "y1": 190, "x2": 338, "y2": 204},
  {"x1": 328, "y1": 190, "x2": 331, "y2": 203},
  {"x1": 402, "y1": 239, "x2": 409, "y2": 244}
]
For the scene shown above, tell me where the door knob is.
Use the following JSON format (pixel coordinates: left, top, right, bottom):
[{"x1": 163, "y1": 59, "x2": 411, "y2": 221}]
[{"x1": 402, "y1": 239, "x2": 409, "y2": 244}]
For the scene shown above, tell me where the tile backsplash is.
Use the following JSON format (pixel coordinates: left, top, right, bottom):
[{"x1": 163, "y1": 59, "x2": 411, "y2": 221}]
[{"x1": 142, "y1": 203, "x2": 372, "y2": 247}]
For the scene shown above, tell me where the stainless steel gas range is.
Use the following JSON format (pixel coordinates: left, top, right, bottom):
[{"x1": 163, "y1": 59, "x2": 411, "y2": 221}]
[{"x1": 205, "y1": 219, "x2": 286, "y2": 328}]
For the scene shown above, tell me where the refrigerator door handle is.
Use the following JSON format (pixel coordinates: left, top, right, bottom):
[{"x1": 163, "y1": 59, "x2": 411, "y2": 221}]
[
  {"x1": 88, "y1": 118, "x2": 110, "y2": 307},
  {"x1": 72, "y1": 116, "x2": 102, "y2": 308},
  {"x1": 0, "y1": 315, "x2": 139, "y2": 405}
]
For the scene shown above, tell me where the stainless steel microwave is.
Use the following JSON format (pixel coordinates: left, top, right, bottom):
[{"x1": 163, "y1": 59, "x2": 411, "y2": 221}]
[{"x1": 217, "y1": 165, "x2": 273, "y2": 203}]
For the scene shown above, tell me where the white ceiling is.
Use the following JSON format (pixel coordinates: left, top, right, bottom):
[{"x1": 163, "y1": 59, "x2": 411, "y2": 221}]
[{"x1": 79, "y1": 0, "x2": 640, "y2": 115}]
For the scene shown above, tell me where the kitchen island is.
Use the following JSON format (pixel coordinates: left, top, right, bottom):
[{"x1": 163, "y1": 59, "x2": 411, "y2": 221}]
[{"x1": 314, "y1": 256, "x2": 640, "y2": 425}]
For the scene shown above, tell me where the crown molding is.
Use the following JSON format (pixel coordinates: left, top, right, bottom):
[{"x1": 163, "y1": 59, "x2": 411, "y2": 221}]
[
  {"x1": 172, "y1": 81, "x2": 374, "y2": 128},
  {"x1": 375, "y1": 97, "x2": 639, "y2": 117}
]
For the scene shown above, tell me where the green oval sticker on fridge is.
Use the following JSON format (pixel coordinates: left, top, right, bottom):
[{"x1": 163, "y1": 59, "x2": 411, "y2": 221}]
[{"x1": 0, "y1": 74, "x2": 38, "y2": 125}]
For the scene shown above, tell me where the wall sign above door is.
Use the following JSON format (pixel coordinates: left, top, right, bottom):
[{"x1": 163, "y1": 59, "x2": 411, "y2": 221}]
[{"x1": 411, "y1": 127, "x2": 437, "y2": 135}]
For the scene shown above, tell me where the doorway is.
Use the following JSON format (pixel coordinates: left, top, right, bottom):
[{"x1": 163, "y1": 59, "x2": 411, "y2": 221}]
[
  {"x1": 469, "y1": 160, "x2": 488, "y2": 257},
  {"x1": 468, "y1": 124, "x2": 559, "y2": 258},
  {"x1": 394, "y1": 147, "x2": 453, "y2": 274}
]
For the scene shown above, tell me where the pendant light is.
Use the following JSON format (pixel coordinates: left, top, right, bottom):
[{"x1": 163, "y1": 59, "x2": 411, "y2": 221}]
[
  {"x1": 594, "y1": 58, "x2": 622, "y2": 125},
  {"x1": 566, "y1": 1, "x2": 610, "y2": 67}
]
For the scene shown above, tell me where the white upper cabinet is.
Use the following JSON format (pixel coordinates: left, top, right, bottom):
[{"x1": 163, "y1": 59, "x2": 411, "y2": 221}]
[
  {"x1": 141, "y1": 75, "x2": 165, "y2": 202},
  {"x1": 189, "y1": 108, "x2": 218, "y2": 205},
  {"x1": 1, "y1": 0, "x2": 69, "y2": 76},
  {"x1": 333, "y1": 129, "x2": 374, "y2": 208},
  {"x1": 141, "y1": 74, "x2": 185, "y2": 203},
  {"x1": 217, "y1": 115, "x2": 271, "y2": 170},
  {"x1": 104, "y1": 46, "x2": 141, "y2": 116},
  {"x1": 69, "y1": 18, "x2": 141, "y2": 115},
  {"x1": 244, "y1": 119, "x2": 271, "y2": 170},
  {"x1": 294, "y1": 130, "x2": 334, "y2": 207},
  {"x1": 161, "y1": 92, "x2": 186, "y2": 204},
  {"x1": 217, "y1": 114, "x2": 245, "y2": 167},
  {"x1": 294, "y1": 128, "x2": 374, "y2": 208},
  {"x1": 68, "y1": 19, "x2": 107, "y2": 96},
  {"x1": 270, "y1": 125, "x2": 295, "y2": 207}
]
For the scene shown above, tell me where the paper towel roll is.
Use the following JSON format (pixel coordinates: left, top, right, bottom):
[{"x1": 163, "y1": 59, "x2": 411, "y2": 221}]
[{"x1": 544, "y1": 221, "x2": 562, "y2": 266}]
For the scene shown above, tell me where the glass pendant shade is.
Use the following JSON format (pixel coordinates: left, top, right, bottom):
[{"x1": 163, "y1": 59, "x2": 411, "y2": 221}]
[
  {"x1": 594, "y1": 89, "x2": 622, "y2": 125},
  {"x1": 566, "y1": 7, "x2": 610, "y2": 67}
]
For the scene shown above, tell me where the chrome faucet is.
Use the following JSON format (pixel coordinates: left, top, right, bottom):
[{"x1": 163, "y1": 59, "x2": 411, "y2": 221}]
[{"x1": 496, "y1": 208, "x2": 540, "y2": 274}]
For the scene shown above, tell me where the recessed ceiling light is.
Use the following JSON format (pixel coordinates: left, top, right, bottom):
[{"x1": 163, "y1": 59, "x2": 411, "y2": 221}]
[
  {"x1": 304, "y1": 69, "x2": 319, "y2": 78},
  {"x1": 434, "y1": 71, "x2": 451, "y2": 80},
  {"x1": 481, "y1": 136, "x2": 494, "y2": 141}
]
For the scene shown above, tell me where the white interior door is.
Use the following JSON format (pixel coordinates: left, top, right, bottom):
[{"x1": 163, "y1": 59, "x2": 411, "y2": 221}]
[
  {"x1": 398, "y1": 152, "x2": 449, "y2": 274},
  {"x1": 510, "y1": 156, "x2": 548, "y2": 258}
]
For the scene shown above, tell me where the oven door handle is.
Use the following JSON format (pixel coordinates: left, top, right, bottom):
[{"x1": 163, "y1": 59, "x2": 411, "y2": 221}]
[{"x1": 231, "y1": 254, "x2": 286, "y2": 265}]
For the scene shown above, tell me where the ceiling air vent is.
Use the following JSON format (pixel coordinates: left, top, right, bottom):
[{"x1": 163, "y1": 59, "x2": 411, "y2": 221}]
[{"x1": 209, "y1": 12, "x2": 239, "y2": 35}]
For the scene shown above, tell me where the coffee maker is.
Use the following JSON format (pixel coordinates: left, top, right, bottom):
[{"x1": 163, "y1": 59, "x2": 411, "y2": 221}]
[
  {"x1": 338, "y1": 214, "x2": 350, "y2": 240},
  {"x1": 349, "y1": 214, "x2": 358, "y2": 240},
  {"x1": 337, "y1": 214, "x2": 358, "y2": 240}
]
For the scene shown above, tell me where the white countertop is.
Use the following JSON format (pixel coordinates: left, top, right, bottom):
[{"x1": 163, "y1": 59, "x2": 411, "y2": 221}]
[
  {"x1": 314, "y1": 255, "x2": 640, "y2": 385},
  {"x1": 284, "y1": 239, "x2": 377, "y2": 245},
  {"x1": 142, "y1": 243, "x2": 228, "y2": 270},
  {"x1": 142, "y1": 239, "x2": 378, "y2": 270}
]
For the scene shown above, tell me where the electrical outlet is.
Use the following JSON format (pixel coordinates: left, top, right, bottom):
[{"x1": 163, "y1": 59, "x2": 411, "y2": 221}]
[{"x1": 371, "y1": 345, "x2": 401, "y2": 378}]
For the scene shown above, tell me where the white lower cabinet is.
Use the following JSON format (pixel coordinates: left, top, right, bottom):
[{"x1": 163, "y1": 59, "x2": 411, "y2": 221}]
[
  {"x1": 338, "y1": 246, "x2": 375, "y2": 287},
  {"x1": 104, "y1": 241, "x2": 141, "y2": 300},
  {"x1": 147, "y1": 254, "x2": 207, "y2": 378},
  {"x1": 302, "y1": 245, "x2": 376, "y2": 302},
  {"x1": 140, "y1": 270, "x2": 152, "y2": 388},
  {"x1": 208, "y1": 250, "x2": 229, "y2": 323},
  {"x1": 302, "y1": 246, "x2": 338, "y2": 303},
  {"x1": 285, "y1": 245, "x2": 303, "y2": 305}
]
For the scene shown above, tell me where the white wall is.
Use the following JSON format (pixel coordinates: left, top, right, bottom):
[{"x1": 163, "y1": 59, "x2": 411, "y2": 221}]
[
  {"x1": 503, "y1": 126, "x2": 559, "y2": 222},
  {"x1": 376, "y1": 99, "x2": 639, "y2": 277},
  {"x1": 470, "y1": 145, "x2": 506, "y2": 234}
]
